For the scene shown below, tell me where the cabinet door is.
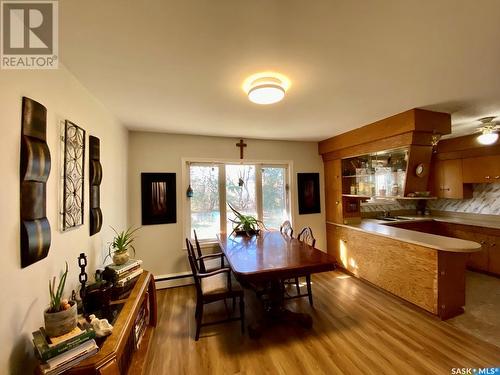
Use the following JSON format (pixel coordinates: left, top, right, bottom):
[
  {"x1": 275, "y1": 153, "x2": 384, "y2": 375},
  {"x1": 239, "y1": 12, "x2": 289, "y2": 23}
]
[
  {"x1": 488, "y1": 236, "x2": 500, "y2": 275},
  {"x1": 466, "y1": 234, "x2": 489, "y2": 272},
  {"x1": 434, "y1": 159, "x2": 471, "y2": 199},
  {"x1": 324, "y1": 159, "x2": 343, "y2": 223},
  {"x1": 462, "y1": 155, "x2": 500, "y2": 183}
]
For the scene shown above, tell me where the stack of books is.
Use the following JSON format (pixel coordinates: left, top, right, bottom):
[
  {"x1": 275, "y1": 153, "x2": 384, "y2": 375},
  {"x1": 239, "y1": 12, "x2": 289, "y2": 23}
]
[
  {"x1": 103, "y1": 259, "x2": 143, "y2": 298},
  {"x1": 33, "y1": 323, "x2": 98, "y2": 375}
]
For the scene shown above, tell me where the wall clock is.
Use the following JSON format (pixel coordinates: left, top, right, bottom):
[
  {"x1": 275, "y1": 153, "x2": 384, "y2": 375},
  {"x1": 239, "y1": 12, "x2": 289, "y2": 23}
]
[{"x1": 415, "y1": 163, "x2": 425, "y2": 177}]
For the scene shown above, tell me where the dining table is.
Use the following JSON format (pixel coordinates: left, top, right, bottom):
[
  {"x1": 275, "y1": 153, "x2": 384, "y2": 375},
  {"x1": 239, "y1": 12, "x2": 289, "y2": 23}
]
[{"x1": 217, "y1": 230, "x2": 336, "y2": 338}]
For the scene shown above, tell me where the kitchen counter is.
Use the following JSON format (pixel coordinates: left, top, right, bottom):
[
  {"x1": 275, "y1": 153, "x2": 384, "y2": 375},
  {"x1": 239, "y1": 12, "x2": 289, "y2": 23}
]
[{"x1": 326, "y1": 217, "x2": 482, "y2": 253}]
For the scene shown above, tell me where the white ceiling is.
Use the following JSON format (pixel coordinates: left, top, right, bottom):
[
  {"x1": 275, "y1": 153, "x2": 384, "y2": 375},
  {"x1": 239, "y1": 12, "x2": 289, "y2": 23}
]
[{"x1": 60, "y1": 0, "x2": 500, "y2": 141}]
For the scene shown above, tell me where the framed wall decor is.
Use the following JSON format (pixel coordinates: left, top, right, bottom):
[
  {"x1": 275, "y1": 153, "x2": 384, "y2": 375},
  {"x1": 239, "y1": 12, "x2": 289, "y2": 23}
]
[
  {"x1": 141, "y1": 173, "x2": 177, "y2": 225},
  {"x1": 297, "y1": 173, "x2": 321, "y2": 215},
  {"x1": 89, "y1": 136, "x2": 102, "y2": 236},
  {"x1": 20, "y1": 97, "x2": 51, "y2": 267},
  {"x1": 61, "y1": 120, "x2": 86, "y2": 231}
]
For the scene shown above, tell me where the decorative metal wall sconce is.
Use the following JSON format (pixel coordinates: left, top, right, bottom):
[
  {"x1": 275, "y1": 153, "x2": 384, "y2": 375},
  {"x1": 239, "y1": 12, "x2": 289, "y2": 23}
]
[
  {"x1": 61, "y1": 120, "x2": 86, "y2": 230},
  {"x1": 89, "y1": 136, "x2": 102, "y2": 236},
  {"x1": 20, "y1": 97, "x2": 51, "y2": 268}
]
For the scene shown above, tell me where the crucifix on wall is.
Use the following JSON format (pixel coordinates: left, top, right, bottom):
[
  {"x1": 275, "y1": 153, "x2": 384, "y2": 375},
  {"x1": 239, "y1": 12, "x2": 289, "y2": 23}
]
[{"x1": 236, "y1": 139, "x2": 247, "y2": 159}]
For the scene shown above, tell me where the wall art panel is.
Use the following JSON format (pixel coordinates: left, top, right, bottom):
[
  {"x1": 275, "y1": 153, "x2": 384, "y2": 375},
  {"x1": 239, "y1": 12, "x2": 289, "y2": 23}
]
[{"x1": 20, "y1": 97, "x2": 51, "y2": 268}]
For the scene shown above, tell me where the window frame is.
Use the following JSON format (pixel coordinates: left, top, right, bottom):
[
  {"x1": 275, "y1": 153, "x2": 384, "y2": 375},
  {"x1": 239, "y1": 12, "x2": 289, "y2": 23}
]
[{"x1": 182, "y1": 158, "x2": 293, "y2": 246}]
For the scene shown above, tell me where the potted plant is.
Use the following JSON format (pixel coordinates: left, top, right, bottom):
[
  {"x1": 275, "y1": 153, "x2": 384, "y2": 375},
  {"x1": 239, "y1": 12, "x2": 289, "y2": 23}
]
[
  {"x1": 106, "y1": 226, "x2": 139, "y2": 265},
  {"x1": 44, "y1": 262, "x2": 77, "y2": 337},
  {"x1": 228, "y1": 203, "x2": 265, "y2": 236}
]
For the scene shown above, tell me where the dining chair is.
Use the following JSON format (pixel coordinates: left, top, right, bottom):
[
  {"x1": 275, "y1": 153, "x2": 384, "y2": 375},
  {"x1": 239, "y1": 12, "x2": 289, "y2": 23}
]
[
  {"x1": 283, "y1": 227, "x2": 316, "y2": 306},
  {"x1": 280, "y1": 220, "x2": 294, "y2": 238},
  {"x1": 297, "y1": 227, "x2": 316, "y2": 306},
  {"x1": 186, "y1": 238, "x2": 245, "y2": 341},
  {"x1": 193, "y1": 229, "x2": 225, "y2": 272}
]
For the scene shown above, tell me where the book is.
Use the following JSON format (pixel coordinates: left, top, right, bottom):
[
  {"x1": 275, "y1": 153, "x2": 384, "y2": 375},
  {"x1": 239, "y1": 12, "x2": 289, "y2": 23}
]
[
  {"x1": 105, "y1": 259, "x2": 142, "y2": 275},
  {"x1": 39, "y1": 339, "x2": 99, "y2": 375},
  {"x1": 104, "y1": 264, "x2": 141, "y2": 283},
  {"x1": 33, "y1": 324, "x2": 95, "y2": 361},
  {"x1": 115, "y1": 268, "x2": 143, "y2": 287}
]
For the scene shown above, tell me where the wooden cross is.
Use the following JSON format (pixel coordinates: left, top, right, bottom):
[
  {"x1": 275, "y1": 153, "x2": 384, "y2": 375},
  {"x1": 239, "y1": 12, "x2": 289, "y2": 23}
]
[{"x1": 236, "y1": 139, "x2": 247, "y2": 159}]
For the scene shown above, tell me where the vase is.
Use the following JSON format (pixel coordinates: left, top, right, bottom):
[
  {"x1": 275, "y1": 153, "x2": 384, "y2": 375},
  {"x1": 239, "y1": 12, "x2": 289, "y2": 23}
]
[
  {"x1": 44, "y1": 301, "x2": 77, "y2": 337},
  {"x1": 112, "y1": 251, "x2": 129, "y2": 265}
]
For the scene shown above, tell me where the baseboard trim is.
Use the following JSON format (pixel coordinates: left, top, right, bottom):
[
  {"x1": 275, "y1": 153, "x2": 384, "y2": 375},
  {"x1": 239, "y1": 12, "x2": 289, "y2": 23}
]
[{"x1": 154, "y1": 272, "x2": 193, "y2": 289}]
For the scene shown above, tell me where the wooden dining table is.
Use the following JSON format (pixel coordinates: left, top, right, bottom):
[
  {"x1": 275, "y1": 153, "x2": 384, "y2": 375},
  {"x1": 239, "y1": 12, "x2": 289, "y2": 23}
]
[{"x1": 217, "y1": 230, "x2": 336, "y2": 338}]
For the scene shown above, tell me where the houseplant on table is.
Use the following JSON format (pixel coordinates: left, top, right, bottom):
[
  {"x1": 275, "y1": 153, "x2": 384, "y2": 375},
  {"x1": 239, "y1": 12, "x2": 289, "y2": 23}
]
[
  {"x1": 228, "y1": 203, "x2": 265, "y2": 236},
  {"x1": 44, "y1": 262, "x2": 77, "y2": 337},
  {"x1": 106, "y1": 226, "x2": 139, "y2": 265}
]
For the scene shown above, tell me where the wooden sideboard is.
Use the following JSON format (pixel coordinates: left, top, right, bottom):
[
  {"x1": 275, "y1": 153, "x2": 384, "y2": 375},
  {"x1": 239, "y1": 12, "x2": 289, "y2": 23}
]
[{"x1": 37, "y1": 271, "x2": 157, "y2": 375}]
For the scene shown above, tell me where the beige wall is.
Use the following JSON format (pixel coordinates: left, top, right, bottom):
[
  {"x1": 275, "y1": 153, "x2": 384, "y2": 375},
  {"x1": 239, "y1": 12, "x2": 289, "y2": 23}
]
[
  {"x1": 0, "y1": 67, "x2": 128, "y2": 374},
  {"x1": 128, "y1": 132, "x2": 325, "y2": 278}
]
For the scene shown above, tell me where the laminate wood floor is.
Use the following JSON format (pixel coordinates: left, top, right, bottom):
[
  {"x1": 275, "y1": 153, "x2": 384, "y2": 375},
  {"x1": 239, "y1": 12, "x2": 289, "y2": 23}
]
[{"x1": 145, "y1": 271, "x2": 500, "y2": 375}]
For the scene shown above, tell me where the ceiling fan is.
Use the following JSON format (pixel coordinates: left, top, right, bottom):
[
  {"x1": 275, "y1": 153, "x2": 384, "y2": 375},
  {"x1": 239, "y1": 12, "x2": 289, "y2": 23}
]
[{"x1": 475, "y1": 116, "x2": 499, "y2": 145}]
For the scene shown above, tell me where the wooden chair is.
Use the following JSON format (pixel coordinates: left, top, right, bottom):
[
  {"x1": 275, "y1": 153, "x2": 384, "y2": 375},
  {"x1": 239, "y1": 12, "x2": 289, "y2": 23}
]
[
  {"x1": 193, "y1": 229, "x2": 225, "y2": 272},
  {"x1": 186, "y1": 238, "x2": 245, "y2": 341},
  {"x1": 284, "y1": 227, "x2": 316, "y2": 306},
  {"x1": 280, "y1": 220, "x2": 294, "y2": 238}
]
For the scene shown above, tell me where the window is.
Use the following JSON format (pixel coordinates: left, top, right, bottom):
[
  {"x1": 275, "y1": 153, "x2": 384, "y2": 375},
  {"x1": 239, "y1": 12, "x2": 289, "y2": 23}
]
[{"x1": 187, "y1": 162, "x2": 290, "y2": 241}]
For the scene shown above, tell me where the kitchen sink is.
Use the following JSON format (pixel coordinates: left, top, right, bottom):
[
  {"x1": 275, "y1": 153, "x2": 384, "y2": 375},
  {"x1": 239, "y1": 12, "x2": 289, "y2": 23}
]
[{"x1": 376, "y1": 216, "x2": 399, "y2": 221}]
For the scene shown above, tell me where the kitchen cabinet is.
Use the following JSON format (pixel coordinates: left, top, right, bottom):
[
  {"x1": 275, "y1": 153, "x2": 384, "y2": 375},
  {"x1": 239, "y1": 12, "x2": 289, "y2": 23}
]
[
  {"x1": 462, "y1": 155, "x2": 500, "y2": 183},
  {"x1": 433, "y1": 159, "x2": 472, "y2": 199},
  {"x1": 324, "y1": 159, "x2": 343, "y2": 224},
  {"x1": 488, "y1": 238, "x2": 500, "y2": 275}
]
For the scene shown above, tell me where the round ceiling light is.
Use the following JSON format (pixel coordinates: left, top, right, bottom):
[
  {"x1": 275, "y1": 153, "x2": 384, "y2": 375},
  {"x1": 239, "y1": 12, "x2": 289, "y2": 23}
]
[
  {"x1": 243, "y1": 72, "x2": 290, "y2": 105},
  {"x1": 477, "y1": 128, "x2": 499, "y2": 145},
  {"x1": 476, "y1": 117, "x2": 499, "y2": 145}
]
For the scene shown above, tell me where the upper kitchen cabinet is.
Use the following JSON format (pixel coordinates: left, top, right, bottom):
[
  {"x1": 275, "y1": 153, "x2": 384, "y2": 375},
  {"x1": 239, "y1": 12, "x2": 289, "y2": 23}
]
[
  {"x1": 462, "y1": 155, "x2": 500, "y2": 183},
  {"x1": 432, "y1": 159, "x2": 472, "y2": 199},
  {"x1": 324, "y1": 159, "x2": 343, "y2": 223}
]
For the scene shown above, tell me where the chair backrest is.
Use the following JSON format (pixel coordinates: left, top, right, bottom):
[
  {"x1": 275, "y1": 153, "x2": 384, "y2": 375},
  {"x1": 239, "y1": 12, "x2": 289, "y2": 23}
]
[
  {"x1": 186, "y1": 238, "x2": 203, "y2": 295},
  {"x1": 193, "y1": 229, "x2": 203, "y2": 258},
  {"x1": 192, "y1": 230, "x2": 207, "y2": 272},
  {"x1": 298, "y1": 227, "x2": 316, "y2": 248},
  {"x1": 280, "y1": 220, "x2": 294, "y2": 238}
]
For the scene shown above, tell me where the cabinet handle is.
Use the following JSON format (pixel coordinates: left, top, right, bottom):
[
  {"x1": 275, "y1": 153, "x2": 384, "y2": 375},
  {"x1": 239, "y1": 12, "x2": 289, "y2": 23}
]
[
  {"x1": 335, "y1": 201, "x2": 339, "y2": 205},
  {"x1": 495, "y1": 176, "x2": 499, "y2": 179},
  {"x1": 485, "y1": 176, "x2": 491, "y2": 179},
  {"x1": 491, "y1": 243, "x2": 496, "y2": 247},
  {"x1": 341, "y1": 239, "x2": 347, "y2": 243},
  {"x1": 480, "y1": 240, "x2": 487, "y2": 245}
]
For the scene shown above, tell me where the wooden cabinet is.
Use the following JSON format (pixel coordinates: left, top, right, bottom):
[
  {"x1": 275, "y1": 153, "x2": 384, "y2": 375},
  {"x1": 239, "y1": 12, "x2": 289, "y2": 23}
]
[
  {"x1": 62, "y1": 272, "x2": 157, "y2": 375},
  {"x1": 488, "y1": 239, "x2": 500, "y2": 275},
  {"x1": 433, "y1": 159, "x2": 472, "y2": 199},
  {"x1": 324, "y1": 159, "x2": 343, "y2": 224},
  {"x1": 462, "y1": 155, "x2": 500, "y2": 183},
  {"x1": 326, "y1": 222, "x2": 470, "y2": 319}
]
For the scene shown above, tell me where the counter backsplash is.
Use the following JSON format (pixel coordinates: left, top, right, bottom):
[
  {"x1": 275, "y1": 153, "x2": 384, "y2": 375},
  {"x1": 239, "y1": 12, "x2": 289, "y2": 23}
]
[
  {"x1": 361, "y1": 200, "x2": 416, "y2": 213},
  {"x1": 428, "y1": 183, "x2": 500, "y2": 215}
]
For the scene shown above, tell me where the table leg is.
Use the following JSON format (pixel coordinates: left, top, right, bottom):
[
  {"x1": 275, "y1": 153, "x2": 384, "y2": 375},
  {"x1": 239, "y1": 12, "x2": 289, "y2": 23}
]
[{"x1": 248, "y1": 279, "x2": 313, "y2": 339}]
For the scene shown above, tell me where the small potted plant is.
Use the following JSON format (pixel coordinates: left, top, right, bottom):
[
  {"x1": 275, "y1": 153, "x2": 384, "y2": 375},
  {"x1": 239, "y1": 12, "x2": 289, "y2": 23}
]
[
  {"x1": 106, "y1": 227, "x2": 139, "y2": 265},
  {"x1": 228, "y1": 203, "x2": 265, "y2": 236},
  {"x1": 44, "y1": 262, "x2": 77, "y2": 337}
]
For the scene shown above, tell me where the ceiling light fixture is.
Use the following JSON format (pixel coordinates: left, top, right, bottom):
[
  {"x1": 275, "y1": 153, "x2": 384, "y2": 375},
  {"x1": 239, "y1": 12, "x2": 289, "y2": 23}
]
[
  {"x1": 243, "y1": 72, "x2": 290, "y2": 105},
  {"x1": 476, "y1": 117, "x2": 499, "y2": 145}
]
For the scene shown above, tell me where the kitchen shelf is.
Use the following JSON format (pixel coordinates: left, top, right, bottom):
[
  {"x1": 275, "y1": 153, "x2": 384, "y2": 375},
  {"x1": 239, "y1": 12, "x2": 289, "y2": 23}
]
[
  {"x1": 343, "y1": 194, "x2": 437, "y2": 200},
  {"x1": 395, "y1": 196, "x2": 437, "y2": 200}
]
